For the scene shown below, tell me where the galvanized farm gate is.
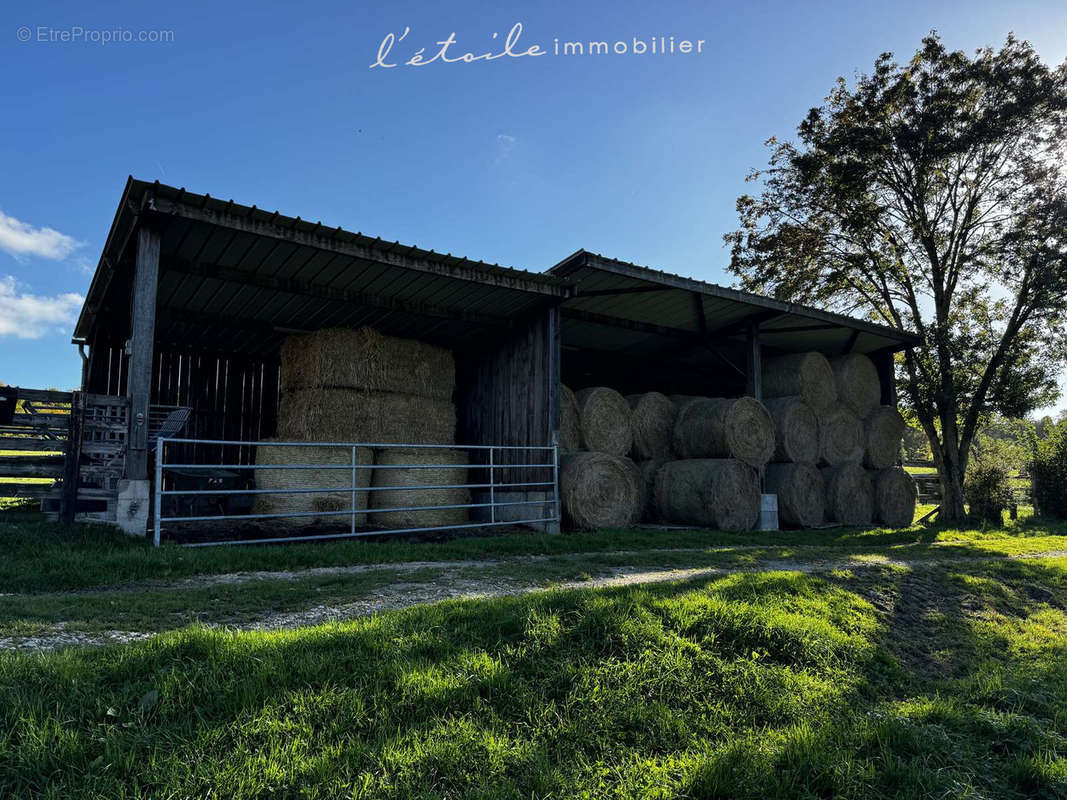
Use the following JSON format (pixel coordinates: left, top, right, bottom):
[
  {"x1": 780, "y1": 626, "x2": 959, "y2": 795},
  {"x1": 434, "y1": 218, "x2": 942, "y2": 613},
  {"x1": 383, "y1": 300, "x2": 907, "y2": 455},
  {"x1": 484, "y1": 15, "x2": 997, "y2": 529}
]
[{"x1": 153, "y1": 438, "x2": 560, "y2": 547}]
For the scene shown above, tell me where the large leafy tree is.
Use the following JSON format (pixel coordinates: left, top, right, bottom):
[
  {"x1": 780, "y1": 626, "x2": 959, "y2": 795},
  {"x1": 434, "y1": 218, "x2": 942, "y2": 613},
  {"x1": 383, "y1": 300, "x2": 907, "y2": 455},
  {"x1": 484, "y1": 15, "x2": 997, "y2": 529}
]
[{"x1": 727, "y1": 34, "x2": 1067, "y2": 521}]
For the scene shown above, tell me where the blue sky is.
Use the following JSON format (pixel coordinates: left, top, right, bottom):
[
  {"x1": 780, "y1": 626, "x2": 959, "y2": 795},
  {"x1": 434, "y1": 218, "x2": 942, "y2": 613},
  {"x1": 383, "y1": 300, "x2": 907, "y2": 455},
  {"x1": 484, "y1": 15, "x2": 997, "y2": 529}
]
[{"x1": 1, "y1": 0, "x2": 1065, "y2": 413}]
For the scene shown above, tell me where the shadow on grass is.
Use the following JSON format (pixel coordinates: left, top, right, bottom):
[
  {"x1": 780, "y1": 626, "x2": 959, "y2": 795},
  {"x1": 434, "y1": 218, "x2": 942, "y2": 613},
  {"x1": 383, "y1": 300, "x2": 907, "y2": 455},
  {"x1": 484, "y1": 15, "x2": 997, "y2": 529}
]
[{"x1": 4, "y1": 552, "x2": 1067, "y2": 797}]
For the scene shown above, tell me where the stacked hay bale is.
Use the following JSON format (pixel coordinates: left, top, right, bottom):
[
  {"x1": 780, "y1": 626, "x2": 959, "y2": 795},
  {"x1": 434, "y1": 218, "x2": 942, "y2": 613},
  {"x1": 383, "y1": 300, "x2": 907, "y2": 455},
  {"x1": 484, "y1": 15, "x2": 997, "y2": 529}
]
[
  {"x1": 255, "y1": 327, "x2": 468, "y2": 529},
  {"x1": 557, "y1": 349, "x2": 912, "y2": 533},
  {"x1": 648, "y1": 395, "x2": 772, "y2": 530},
  {"x1": 671, "y1": 396, "x2": 774, "y2": 467},
  {"x1": 761, "y1": 350, "x2": 915, "y2": 528},
  {"x1": 654, "y1": 458, "x2": 761, "y2": 531},
  {"x1": 760, "y1": 388, "x2": 824, "y2": 527},
  {"x1": 560, "y1": 452, "x2": 642, "y2": 530},
  {"x1": 558, "y1": 385, "x2": 641, "y2": 528},
  {"x1": 371, "y1": 448, "x2": 470, "y2": 528},
  {"x1": 252, "y1": 441, "x2": 373, "y2": 527}
]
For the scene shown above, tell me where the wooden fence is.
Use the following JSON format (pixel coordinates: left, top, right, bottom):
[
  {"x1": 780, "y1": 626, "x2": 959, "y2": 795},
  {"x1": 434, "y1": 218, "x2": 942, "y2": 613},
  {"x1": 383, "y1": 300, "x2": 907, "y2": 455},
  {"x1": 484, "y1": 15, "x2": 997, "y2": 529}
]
[
  {"x1": 0, "y1": 387, "x2": 128, "y2": 522},
  {"x1": 904, "y1": 461, "x2": 1033, "y2": 507}
]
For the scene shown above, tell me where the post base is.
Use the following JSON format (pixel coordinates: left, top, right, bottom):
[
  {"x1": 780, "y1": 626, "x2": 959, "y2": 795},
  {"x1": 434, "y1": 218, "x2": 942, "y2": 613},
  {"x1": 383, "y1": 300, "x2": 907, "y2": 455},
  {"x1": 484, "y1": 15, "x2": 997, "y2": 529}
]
[{"x1": 115, "y1": 479, "x2": 150, "y2": 537}]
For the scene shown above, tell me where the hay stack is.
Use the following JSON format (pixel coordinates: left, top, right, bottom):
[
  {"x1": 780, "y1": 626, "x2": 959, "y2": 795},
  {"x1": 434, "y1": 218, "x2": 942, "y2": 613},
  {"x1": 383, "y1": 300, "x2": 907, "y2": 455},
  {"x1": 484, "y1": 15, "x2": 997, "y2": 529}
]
[
  {"x1": 252, "y1": 441, "x2": 374, "y2": 527},
  {"x1": 818, "y1": 407, "x2": 864, "y2": 466},
  {"x1": 820, "y1": 463, "x2": 873, "y2": 525},
  {"x1": 281, "y1": 327, "x2": 455, "y2": 400},
  {"x1": 762, "y1": 352, "x2": 837, "y2": 415},
  {"x1": 635, "y1": 458, "x2": 666, "y2": 522},
  {"x1": 370, "y1": 448, "x2": 470, "y2": 528},
  {"x1": 765, "y1": 462, "x2": 824, "y2": 528},
  {"x1": 575, "y1": 387, "x2": 633, "y2": 456},
  {"x1": 626, "y1": 392, "x2": 676, "y2": 461},
  {"x1": 672, "y1": 397, "x2": 774, "y2": 468},
  {"x1": 277, "y1": 388, "x2": 456, "y2": 444},
  {"x1": 560, "y1": 452, "x2": 641, "y2": 530},
  {"x1": 829, "y1": 354, "x2": 881, "y2": 418},
  {"x1": 864, "y1": 406, "x2": 906, "y2": 470},
  {"x1": 560, "y1": 384, "x2": 581, "y2": 453},
  {"x1": 763, "y1": 396, "x2": 818, "y2": 464},
  {"x1": 870, "y1": 467, "x2": 917, "y2": 528},
  {"x1": 654, "y1": 459, "x2": 760, "y2": 531}
]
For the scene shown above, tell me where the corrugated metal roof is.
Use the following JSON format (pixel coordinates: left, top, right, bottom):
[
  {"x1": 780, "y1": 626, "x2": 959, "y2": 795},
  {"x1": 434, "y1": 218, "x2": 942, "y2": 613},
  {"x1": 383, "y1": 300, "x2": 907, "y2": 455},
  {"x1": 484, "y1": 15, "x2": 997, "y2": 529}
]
[
  {"x1": 549, "y1": 250, "x2": 920, "y2": 356},
  {"x1": 75, "y1": 178, "x2": 571, "y2": 352},
  {"x1": 74, "y1": 179, "x2": 920, "y2": 361}
]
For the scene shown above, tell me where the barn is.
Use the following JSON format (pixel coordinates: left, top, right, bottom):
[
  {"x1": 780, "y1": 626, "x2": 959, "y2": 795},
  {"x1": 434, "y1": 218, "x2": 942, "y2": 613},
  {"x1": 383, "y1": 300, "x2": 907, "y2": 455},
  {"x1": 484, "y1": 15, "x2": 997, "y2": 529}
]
[{"x1": 50, "y1": 177, "x2": 919, "y2": 543}]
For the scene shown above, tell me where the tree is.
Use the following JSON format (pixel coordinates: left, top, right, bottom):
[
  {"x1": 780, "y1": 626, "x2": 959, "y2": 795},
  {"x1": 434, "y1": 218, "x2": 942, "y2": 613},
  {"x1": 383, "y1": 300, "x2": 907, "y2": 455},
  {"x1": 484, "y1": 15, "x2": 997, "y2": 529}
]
[{"x1": 726, "y1": 34, "x2": 1067, "y2": 521}]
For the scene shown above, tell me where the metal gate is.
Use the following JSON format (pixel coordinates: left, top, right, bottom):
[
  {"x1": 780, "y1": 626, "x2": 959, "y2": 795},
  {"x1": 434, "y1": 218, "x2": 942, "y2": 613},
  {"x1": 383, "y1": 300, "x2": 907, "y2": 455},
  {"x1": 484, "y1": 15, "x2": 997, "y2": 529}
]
[{"x1": 152, "y1": 438, "x2": 559, "y2": 546}]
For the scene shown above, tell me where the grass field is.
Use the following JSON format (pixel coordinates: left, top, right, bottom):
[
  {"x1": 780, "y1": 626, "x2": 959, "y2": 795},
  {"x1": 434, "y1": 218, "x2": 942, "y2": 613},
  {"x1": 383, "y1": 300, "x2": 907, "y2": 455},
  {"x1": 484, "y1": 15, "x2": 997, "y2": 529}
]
[{"x1": 2, "y1": 511, "x2": 1067, "y2": 797}]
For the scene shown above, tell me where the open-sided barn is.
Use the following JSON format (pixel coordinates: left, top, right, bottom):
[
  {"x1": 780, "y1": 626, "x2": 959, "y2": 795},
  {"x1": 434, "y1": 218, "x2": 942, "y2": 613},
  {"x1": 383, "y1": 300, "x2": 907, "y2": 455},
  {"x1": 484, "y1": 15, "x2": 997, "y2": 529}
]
[{"x1": 25, "y1": 177, "x2": 920, "y2": 542}]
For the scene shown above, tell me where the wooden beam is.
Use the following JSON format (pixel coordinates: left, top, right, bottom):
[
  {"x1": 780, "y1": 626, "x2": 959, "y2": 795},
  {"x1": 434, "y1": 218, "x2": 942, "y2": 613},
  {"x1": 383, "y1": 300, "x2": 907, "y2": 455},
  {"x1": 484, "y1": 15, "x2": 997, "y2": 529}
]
[
  {"x1": 0, "y1": 438, "x2": 65, "y2": 452},
  {"x1": 710, "y1": 310, "x2": 786, "y2": 338},
  {"x1": 0, "y1": 483, "x2": 55, "y2": 498},
  {"x1": 0, "y1": 456, "x2": 65, "y2": 477},
  {"x1": 745, "y1": 319, "x2": 763, "y2": 400},
  {"x1": 546, "y1": 305, "x2": 561, "y2": 448},
  {"x1": 61, "y1": 391, "x2": 86, "y2": 524},
  {"x1": 871, "y1": 348, "x2": 898, "y2": 406},
  {"x1": 162, "y1": 257, "x2": 520, "y2": 329},
  {"x1": 561, "y1": 307, "x2": 695, "y2": 340},
  {"x1": 575, "y1": 286, "x2": 677, "y2": 298},
  {"x1": 126, "y1": 226, "x2": 161, "y2": 480},
  {"x1": 692, "y1": 292, "x2": 708, "y2": 336},
  {"x1": 841, "y1": 329, "x2": 861, "y2": 354}
]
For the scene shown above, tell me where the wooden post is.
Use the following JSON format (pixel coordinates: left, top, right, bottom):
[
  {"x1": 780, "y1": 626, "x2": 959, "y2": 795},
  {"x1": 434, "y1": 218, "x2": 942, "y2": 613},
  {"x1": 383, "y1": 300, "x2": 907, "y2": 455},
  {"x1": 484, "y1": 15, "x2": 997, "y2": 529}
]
[
  {"x1": 744, "y1": 319, "x2": 762, "y2": 400},
  {"x1": 61, "y1": 391, "x2": 86, "y2": 524},
  {"x1": 872, "y1": 348, "x2": 897, "y2": 406},
  {"x1": 126, "y1": 226, "x2": 161, "y2": 480},
  {"x1": 546, "y1": 305, "x2": 561, "y2": 447}
]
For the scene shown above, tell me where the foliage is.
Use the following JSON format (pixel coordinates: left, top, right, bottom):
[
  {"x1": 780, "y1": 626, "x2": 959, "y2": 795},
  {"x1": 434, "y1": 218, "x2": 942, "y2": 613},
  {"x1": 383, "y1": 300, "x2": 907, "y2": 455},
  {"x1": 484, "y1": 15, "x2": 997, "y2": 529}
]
[
  {"x1": 1031, "y1": 420, "x2": 1067, "y2": 518},
  {"x1": 726, "y1": 33, "x2": 1067, "y2": 520},
  {"x1": 964, "y1": 459, "x2": 1014, "y2": 525},
  {"x1": 901, "y1": 417, "x2": 932, "y2": 462}
]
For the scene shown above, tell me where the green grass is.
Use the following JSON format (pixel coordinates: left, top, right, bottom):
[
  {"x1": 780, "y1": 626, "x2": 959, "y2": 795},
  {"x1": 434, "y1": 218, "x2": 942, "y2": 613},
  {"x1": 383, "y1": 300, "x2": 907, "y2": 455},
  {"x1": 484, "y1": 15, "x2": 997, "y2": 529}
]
[
  {"x1": 4, "y1": 555, "x2": 1067, "y2": 798},
  {"x1": 3, "y1": 511, "x2": 1066, "y2": 594}
]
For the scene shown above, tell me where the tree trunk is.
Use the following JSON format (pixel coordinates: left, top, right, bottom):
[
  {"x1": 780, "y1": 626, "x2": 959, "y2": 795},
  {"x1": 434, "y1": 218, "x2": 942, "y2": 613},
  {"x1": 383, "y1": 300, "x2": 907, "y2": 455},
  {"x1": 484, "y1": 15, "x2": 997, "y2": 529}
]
[{"x1": 938, "y1": 454, "x2": 967, "y2": 522}]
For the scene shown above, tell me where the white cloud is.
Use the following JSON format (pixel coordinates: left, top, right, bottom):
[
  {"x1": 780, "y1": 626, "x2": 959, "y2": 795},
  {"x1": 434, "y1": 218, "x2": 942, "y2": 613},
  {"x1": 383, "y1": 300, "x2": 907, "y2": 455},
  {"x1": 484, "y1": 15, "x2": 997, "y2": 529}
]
[
  {"x1": 0, "y1": 276, "x2": 83, "y2": 339},
  {"x1": 0, "y1": 210, "x2": 82, "y2": 260},
  {"x1": 494, "y1": 133, "x2": 517, "y2": 164}
]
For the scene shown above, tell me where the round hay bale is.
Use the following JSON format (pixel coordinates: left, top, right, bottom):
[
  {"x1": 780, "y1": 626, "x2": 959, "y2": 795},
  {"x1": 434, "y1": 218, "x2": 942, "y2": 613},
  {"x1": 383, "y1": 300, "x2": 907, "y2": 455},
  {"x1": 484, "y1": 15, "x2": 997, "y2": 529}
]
[
  {"x1": 654, "y1": 459, "x2": 760, "y2": 531},
  {"x1": 763, "y1": 396, "x2": 818, "y2": 464},
  {"x1": 762, "y1": 352, "x2": 837, "y2": 415},
  {"x1": 765, "y1": 462, "x2": 825, "y2": 528},
  {"x1": 253, "y1": 441, "x2": 374, "y2": 527},
  {"x1": 870, "y1": 467, "x2": 917, "y2": 528},
  {"x1": 820, "y1": 463, "x2": 873, "y2": 525},
  {"x1": 672, "y1": 397, "x2": 774, "y2": 468},
  {"x1": 864, "y1": 405, "x2": 906, "y2": 469},
  {"x1": 818, "y1": 407, "x2": 864, "y2": 466},
  {"x1": 560, "y1": 452, "x2": 641, "y2": 530},
  {"x1": 626, "y1": 392, "x2": 677, "y2": 460},
  {"x1": 575, "y1": 387, "x2": 633, "y2": 456},
  {"x1": 277, "y1": 389, "x2": 455, "y2": 444},
  {"x1": 829, "y1": 354, "x2": 881, "y2": 418},
  {"x1": 635, "y1": 458, "x2": 667, "y2": 522},
  {"x1": 370, "y1": 448, "x2": 469, "y2": 528},
  {"x1": 281, "y1": 327, "x2": 455, "y2": 401},
  {"x1": 560, "y1": 384, "x2": 581, "y2": 453}
]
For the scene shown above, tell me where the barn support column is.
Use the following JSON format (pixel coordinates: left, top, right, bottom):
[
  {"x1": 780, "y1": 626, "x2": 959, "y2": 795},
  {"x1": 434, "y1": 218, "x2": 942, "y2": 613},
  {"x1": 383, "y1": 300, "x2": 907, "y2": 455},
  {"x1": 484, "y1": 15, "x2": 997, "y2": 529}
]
[
  {"x1": 545, "y1": 305, "x2": 561, "y2": 534},
  {"x1": 872, "y1": 348, "x2": 897, "y2": 406},
  {"x1": 118, "y1": 225, "x2": 160, "y2": 536},
  {"x1": 744, "y1": 319, "x2": 762, "y2": 400}
]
